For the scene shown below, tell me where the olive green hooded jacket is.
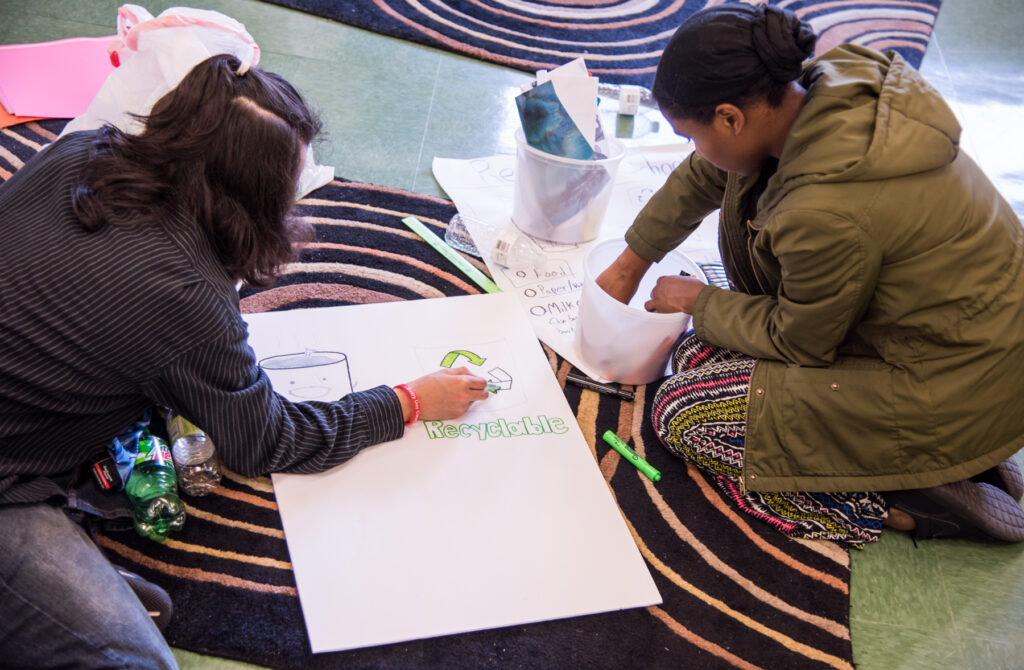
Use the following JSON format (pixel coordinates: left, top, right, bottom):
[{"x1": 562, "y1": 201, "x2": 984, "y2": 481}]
[{"x1": 626, "y1": 45, "x2": 1024, "y2": 493}]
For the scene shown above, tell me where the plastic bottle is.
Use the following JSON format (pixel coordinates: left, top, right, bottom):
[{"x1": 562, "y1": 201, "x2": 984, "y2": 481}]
[
  {"x1": 489, "y1": 225, "x2": 546, "y2": 268},
  {"x1": 125, "y1": 431, "x2": 186, "y2": 542},
  {"x1": 444, "y1": 214, "x2": 545, "y2": 268},
  {"x1": 167, "y1": 410, "x2": 222, "y2": 497},
  {"x1": 442, "y1": 213, "x2": 484, "y2": 257}
]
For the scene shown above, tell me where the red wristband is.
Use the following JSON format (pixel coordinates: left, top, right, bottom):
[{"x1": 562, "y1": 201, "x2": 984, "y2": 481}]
[{"x1": 394, "y1": 384, "x2": 420, "y2": 425}]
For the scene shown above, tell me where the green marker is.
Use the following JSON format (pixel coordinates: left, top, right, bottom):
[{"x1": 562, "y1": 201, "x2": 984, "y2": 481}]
[
  {"x1": 401, "y1": 216, "x2": 501, "y2": 294},
  {"x1": 486, "y1": 382, "x2": 500, "y2": 394},
  {"x1": 602, "y1": 430, "x2": 661, "y2": 482}
]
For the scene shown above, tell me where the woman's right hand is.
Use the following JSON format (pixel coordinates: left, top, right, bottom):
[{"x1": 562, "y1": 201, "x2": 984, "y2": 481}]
[
  {"x1": 595, "y1": 245, "x2": 653, "y2": 304},
  {"x1": 397, "y1": 367, "x2": 491, "y2": 422}
]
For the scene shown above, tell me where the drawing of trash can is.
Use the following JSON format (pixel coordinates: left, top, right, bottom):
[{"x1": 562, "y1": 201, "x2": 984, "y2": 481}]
[{"x1": 259, "y1": 350, "x2": 353, "y2": 400}]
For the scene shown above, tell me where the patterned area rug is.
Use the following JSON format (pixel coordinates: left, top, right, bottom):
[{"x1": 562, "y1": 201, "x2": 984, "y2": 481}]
[
  {"x1": 2, "y1": 120, "x2": 855, "y2": 669},
  {"x1": 258, "y1": 0, "x2": 942, "y2": 87}
]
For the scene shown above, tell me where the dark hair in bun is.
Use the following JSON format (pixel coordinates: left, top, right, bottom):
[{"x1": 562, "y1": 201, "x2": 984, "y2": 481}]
[{"x1": 652, "y1": 4, "x2": 816, "y2": 124}]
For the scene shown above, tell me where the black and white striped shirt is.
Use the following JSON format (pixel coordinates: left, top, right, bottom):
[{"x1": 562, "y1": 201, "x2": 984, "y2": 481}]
[{"x1": 0, "y1": 132, "x2": 403, "y2": 504}]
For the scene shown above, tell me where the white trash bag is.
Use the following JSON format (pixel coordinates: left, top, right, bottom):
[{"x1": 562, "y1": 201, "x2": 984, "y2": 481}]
[{"x1": 60, "y1": 4, "x2": 332, "y2": 198}]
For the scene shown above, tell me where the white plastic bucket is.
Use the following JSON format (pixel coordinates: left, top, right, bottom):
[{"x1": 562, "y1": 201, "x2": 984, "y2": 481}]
[
  {"x1": 511, "y1": 129, "x2": 625, "y2": 244},
  {"x1": 575, "y1": 239, "x2": 706, "y2": 385}
]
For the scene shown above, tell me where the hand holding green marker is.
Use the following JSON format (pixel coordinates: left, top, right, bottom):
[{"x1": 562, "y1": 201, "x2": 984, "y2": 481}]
[{"x1": 602, "y1": 430, "x2": 661, "y2": 482}]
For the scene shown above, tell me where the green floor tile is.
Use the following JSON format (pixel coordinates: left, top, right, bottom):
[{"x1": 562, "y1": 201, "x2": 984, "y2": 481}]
[
  {"x1": 0, "y1": 6, "x2": 113, "y2": 43},
  {"x1": 174, "y1": 648, "x2": 266, "y2": 670},
  {"x1": 851, "y1": 533, "x2": 956, "y2": 629},
  {"x1": 420, "y1": 56, "x2": 532, "y2": 195},
  {"x1": 937, "y1": 541, "x2": 1024, "y2": 642},
  {"x1": 928, "y1": 0, "x2": 1024, "y2": 55},
  {"x1": 852, "y1": 619, "x2": 964, "y2": 670},
  {"x1": 0, "y1": 0, "x2": 120, "y2": 28},
  {"x1": 956, "y1": 637, "x2": 1024, "y2": 670},
  {"x1": 258, "y1": 48, "x2": 441, "y2": 191}
]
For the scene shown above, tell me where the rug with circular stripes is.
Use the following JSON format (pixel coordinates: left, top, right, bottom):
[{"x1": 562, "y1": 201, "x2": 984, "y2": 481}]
[
  {"x1": 2, "y1": 120, "x2": 855, "y2": 670},
  {"x1": 257, "y1": 0, "x2": 942, "y2": 87}
]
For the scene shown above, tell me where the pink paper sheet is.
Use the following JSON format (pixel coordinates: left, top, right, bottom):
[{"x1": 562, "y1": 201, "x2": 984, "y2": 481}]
[{"x1": 0, "y1": 35, "x2": 116, "y2": 118}]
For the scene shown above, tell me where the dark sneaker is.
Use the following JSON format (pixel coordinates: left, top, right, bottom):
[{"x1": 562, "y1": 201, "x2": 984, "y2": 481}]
[
  {"x1": 116, "y1": 566, "x2": 174, "y2": 632},
  {"x1": 886, "y1": 480, "x2": 1024, "y2": 543},
  {"x1": 884, "y1": 489, "x2": 984, "y2": 541}
]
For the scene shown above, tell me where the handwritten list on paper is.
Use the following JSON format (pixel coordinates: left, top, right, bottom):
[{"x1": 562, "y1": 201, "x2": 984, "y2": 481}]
[
  {"x1": 433, "y1": 143, "x2": 721, "y2": 379},
  {"x1": 499, "y1": 260, "x2": 582, "y2": 339}
]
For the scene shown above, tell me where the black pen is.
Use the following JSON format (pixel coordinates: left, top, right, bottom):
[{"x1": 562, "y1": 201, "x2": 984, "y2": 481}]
[{"x1": 565, "y1": 372, "x2": 635, "y2": 401}]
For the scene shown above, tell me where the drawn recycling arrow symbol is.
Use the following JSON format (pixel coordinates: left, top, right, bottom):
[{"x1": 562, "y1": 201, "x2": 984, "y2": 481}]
[{"x1": 440, "y1": 350, "x2": 486, "y2": 368}]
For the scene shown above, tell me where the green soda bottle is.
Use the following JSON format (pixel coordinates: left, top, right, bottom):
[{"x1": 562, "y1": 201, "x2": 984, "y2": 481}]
[{"x1": 125, "y1": 430, "x2": 186, "y2": 542}]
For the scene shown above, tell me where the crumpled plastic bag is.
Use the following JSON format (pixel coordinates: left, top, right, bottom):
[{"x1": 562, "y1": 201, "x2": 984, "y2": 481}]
[
  {"x1": 59, "y1": 4, "x2": 332, "y2": 198},
  {"x1": 108, "y1": 409, "x2": 153, "y2": 490}
]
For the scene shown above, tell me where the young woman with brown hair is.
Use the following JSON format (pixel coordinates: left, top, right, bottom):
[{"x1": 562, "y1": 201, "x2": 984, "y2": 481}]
[{"x1": 0, "y1": 54, "x2": 488, "y2": 668}]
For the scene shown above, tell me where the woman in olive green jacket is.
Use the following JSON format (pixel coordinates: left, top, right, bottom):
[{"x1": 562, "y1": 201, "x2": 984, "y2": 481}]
[{"x1": 599, "y1": 5, "x2": 1024, "y2": 543}]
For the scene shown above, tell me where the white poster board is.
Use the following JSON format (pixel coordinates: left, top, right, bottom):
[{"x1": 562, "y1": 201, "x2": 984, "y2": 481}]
[
  {"x1": 244, "y1": 293, "x2": 661, "y2": 653},
  {"x1": 433, "y1": 143, "x2": 721, "y2": 380}
]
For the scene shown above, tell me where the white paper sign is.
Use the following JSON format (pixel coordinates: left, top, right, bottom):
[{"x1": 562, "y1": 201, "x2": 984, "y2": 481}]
[
  {"x1": 433, "y1": 144, "x2": 721, "y2": 379},
  {"x1": 244, "y1": 293, "x2": 661, "y2": 653}
]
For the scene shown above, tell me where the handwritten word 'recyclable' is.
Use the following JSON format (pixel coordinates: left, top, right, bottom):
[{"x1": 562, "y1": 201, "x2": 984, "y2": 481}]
[{"x1": 423, "y1": 414, "x2": 569, "y2": 441}]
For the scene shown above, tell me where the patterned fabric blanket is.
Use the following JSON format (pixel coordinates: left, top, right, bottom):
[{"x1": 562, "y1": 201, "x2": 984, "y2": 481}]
[
  {"x1": 2, "y1": 120, "x2": 855, "y2": 669},
  {"x1": 256, "y1": 0, "x2": 942, "y2": 88}
]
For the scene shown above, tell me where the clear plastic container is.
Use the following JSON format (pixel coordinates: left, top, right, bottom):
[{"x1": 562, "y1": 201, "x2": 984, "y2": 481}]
[
  {"x1": 511, "y1": 129, "x2": 625, "y2": 243},
  {"x1": 443, "y1": 213, "x2": 484, "y2": 257},
  {"x1": 575, "y1": 239, "x2": 706, "y2": 384},
  {"x1": 444, "y1": 214, "x2": 546, "y2": 268}
]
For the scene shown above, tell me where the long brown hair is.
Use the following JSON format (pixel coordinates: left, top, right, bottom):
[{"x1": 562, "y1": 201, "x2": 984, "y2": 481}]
[{"x1": 72, "y1": 54, "x2": 322, "y2": 286}]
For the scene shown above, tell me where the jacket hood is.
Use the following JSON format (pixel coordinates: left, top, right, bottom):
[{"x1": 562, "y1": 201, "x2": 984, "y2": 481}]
[{"x1": 761, "y1": 45, "x2": 961, "y2": 209}]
